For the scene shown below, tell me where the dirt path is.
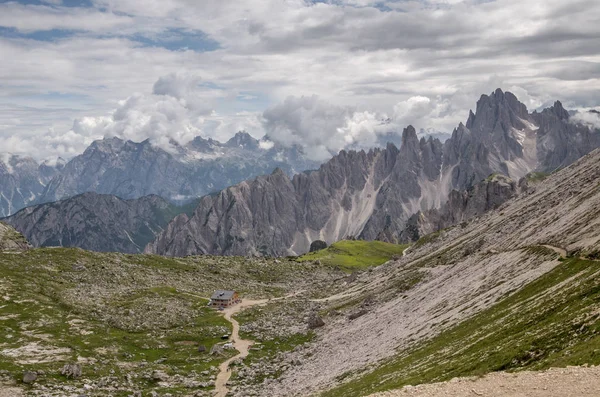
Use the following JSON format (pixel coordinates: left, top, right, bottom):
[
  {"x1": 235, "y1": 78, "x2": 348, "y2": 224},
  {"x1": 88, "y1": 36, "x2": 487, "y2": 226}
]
[
  {"x1": 403, "y1": 246, "x2": 410, "y2": 257},
  {"x1": 542, "y1": 244, "x2": 568, "y2": 258},
  {"x1": 213, "y1": 292, "x2": 304, "y2": 397},
  {"x1": 0, "y1": 387, "x2": 23, "y2": 397},
  {"x1": 213, "y1": 299, "x2": 267, "y2": 397},
  {"x1": 368, "y1": 365, "x2": 600, "y2": 397}
]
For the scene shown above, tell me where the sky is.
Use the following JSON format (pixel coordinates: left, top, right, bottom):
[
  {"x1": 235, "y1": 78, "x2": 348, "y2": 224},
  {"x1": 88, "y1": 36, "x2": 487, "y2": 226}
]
[{"x1": 0, "y1": 0, "x2": 599, "y2": 161}]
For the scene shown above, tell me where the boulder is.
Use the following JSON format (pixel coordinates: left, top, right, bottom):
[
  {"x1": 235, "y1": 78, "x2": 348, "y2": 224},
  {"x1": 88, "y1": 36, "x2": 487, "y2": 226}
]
[
  {"x1": 151, "y1": 370, "x2": 169, "y2": 382},
  {"x1": 309, "y1": 240, "x2": 328, "y2": 252},
  {"x1": 307, "y1": 312, "x2": 325, "y2": 329},
  {"x1": 22, "y1": 371, "x2": 37, "y2": 384},
  {"x1": 61, "y1": 363, "x2": 82, "y2": 379}
]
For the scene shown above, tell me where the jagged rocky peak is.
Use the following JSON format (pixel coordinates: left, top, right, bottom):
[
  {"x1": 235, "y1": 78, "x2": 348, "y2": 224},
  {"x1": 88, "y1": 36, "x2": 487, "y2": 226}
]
[
  {"x1": 86, "y1": 136, "x2": 127, "y2": 153},
  {"x1": 146, "y1": 89, "x2": 600, "y2": 258},
  {"x1": 546, "y1": 100, "x2": 570, "y2": 120},
  {"x1": 186, "y1": 135, "x2": 220, "y2": 152},
  {"x1": 225, "y1": 131, "x2": 260, "y2": 149},
  {"x1": 401, "y1": 125, "x2": 420, "y2": 149},
  {"x1": 467, "y1": 88, "x2": 530, "y2": 134}
]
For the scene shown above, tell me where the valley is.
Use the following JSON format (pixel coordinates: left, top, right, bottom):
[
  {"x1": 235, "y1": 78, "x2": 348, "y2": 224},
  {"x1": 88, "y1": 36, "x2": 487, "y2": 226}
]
[
  {"x1": 2, "y1": 0, "x2": 600, "y2": 395},
  {"x1": 1, "y1": 146, "x2": 600, "y2": 396},
  {"x1": 1, "y1": 91, "x2": 599, "y2": 397}
]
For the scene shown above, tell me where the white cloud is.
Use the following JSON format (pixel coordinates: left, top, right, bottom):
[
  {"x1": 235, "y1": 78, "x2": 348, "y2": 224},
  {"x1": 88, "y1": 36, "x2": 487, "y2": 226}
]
[
  {"x1": 0, "y1": 2, "x2": 132, "y2": 33},
  {"x1": 572, "y1": 110, "x2": 600, "y2": 130},
  {"x1": 0, "y1": 0, "x2": 599, "y2": 161},
  {"x1": 263, "y1": 95, "x2": 401, "y2": 161}
]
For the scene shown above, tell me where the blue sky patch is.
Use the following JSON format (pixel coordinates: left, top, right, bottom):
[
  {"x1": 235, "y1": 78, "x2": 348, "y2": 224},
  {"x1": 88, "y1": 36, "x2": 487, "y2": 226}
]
[
  {"x1": 130, "y1": 28, "x2": 220, "y2": 52},
  {"x1": 0, "y1": 26, "x2": 79, "y2": 41}
]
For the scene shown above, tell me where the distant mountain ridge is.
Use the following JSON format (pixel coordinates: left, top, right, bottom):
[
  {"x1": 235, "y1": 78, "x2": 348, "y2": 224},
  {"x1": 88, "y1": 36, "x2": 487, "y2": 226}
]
[
  {"x1": 0, "y1": 154, "x2": 65, "y2": 218},
  {"x1": 147, "y1": 89, "x2": 600, "y2": 257},
  {"x1": 3, "y1": 192, "x2": 195, "y2": 253},
  {"x1": 0, "y1": 132, "x2": 321, "y2": 217}
]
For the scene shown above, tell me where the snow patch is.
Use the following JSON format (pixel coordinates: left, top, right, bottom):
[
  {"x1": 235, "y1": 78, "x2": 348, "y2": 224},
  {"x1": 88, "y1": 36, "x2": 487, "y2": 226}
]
[
  {"x1": 259, "y1": 140, "x2": 275, "y2": 150},
  {"x1": 0, "y1": 153, "x2": 14, "y2": 174}
]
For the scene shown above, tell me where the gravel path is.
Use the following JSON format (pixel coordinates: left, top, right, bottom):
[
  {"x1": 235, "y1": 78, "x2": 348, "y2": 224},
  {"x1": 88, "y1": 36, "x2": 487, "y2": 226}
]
[
  {"x1": 0, "y1": 387, "x2": 23, "y2": 397},
  {"x1": 214, "y1": 291, "x2": 305, "y2": 397},
  {"x1": 369, "y1": 366, "x2": 600, "y2": 397},
  {"x1": 214, "y1": 299, "x2": 268, "y2": 397}
]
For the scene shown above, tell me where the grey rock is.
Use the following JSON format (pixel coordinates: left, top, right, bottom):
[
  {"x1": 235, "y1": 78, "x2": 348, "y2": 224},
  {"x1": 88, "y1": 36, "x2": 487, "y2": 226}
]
[
  {"x1": 0, "y1": 222, "x2": 31, "y2": 252},
  {"x1": 151, "y1": 370, "x2": 169, "y2": 382},
  {"x1": 348, "y1": 309, "x2": 368, "y2": 320},
  {"x1": 309, "y1": 240, "x2": 327, "y2": 252},
  {"x1": 60, "y1": 363, "x2": 82, "y2": 379},
  {"x1": 210, "y1": 344, "x2": 224, "y2": 356},
  {"x1": 22, "y1": 370, "x2": 37, "y2": 384},
  {"x1": 307, "y1": 313, "x2": 325, "y2": 329}
]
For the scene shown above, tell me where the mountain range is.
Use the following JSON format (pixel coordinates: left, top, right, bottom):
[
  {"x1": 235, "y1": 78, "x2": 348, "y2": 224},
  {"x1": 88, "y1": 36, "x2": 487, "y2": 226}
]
[
  {"x1": 0, "y1": 132, "x2": 320, "y2": 217},
  {"x1": 147, "y1": 89, "x2": 600, "y2": 257},
  {"x1": 3, "y1": 89, "x2": 599, "y2": 256}
]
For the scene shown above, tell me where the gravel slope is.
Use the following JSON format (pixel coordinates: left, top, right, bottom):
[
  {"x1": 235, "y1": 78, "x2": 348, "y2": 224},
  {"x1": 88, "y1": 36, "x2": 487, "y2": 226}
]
[{"x1": 369, "y1": 366, "x2": 600, "y2": 397}]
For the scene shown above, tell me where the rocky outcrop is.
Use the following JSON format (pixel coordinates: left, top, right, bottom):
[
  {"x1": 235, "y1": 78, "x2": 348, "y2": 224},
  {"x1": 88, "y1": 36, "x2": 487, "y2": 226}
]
[
  {"x1": 0, "y1": 222, "x2": 31, "y2": 252},
  {"x1": 399, "y1": 174, "x2": 520, "y2": 242},
  {"x1": 3, "y1": 192, "x2": 191, "y2": 253},
  {"x1": 309, "y1": 240, "x2": 328, "y2": 252},
  {"x1": 148, "y1": 89, "x2": 600, "y2": 257}
]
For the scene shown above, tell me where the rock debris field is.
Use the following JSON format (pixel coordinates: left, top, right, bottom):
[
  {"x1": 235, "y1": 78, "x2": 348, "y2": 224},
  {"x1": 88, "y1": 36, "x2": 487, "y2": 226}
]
[{"x1": 369, "y1": 366, "x2": 600, "y2": 397}]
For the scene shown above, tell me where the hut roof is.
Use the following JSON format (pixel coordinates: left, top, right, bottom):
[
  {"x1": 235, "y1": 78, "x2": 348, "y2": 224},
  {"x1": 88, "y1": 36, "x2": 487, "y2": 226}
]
[{"x1": 211, "y1": 290, "x2": 236, "y2": 300}]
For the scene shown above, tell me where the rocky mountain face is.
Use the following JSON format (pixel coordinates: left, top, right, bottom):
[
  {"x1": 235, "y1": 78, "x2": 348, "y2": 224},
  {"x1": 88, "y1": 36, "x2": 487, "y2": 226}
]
[
  {"x1": 0, "y1": 155, "x2": 64, "y2": 217},
  {"x1": 0, "y1": 132, "x2": 320, "y2": 217},
  {"x1": 3, "y1": 192, "x2": 192, "y2": 253},
  {"x1": 38, "y1": 132, "x2": 319, "y2": 205},
  {"x1": 147, "y1": 89, "x2": 600, "y2": 257},
  {"x1": 258, "y1": 146, "x2": 600, "y2": 397},
  {"x1": 398, "y1": 173, "x2": 522, "y2": 242}
]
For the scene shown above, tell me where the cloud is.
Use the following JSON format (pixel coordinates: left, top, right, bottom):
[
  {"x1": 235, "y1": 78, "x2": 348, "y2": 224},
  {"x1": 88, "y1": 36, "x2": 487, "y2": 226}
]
[
  {"x1": 263, "y1": 95, "x2": 384, "y2": 161},
  {"x1": 0, "y1": 0, "x2": 599, "y2": 161},
  {"x1": 0, "y1": 2, "x2": 132, "y2": 33},
  {"x1": 571, "y1": 110, "x2": 600, "y2": 130}
]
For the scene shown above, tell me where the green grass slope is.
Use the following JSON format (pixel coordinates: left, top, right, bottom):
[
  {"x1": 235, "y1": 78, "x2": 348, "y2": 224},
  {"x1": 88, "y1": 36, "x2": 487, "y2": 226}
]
[
  {"x1": 296, "y1": 240, "x2": 409, "y2": 271},
  {"x1": 322, "y1": 252, "x2": 600, "y2": 396},
  {"x1": 0, "y1": 246, "x2": 345, "y2": 396}
]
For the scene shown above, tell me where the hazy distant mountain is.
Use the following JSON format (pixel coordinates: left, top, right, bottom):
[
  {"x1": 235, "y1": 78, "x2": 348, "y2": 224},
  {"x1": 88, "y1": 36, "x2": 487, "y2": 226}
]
[
  {"x1": 147, "y1": 89, "x2": 600, "y2": 257},
  {"x1": 418, "y1": 128, "x2": 452, "y2": 142},
  {"x1": 0, "y1": 132, "x2": 320, "y2": 217},
  {"x1": 3, "y1": 192, "x2": 195, "y2": 254},
  {"x1": 38, "y1": 132, "x2": 319, "y2": 205},
  {"x1": 0, "y1": 155, "x2": 65, "y2": 218}
]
